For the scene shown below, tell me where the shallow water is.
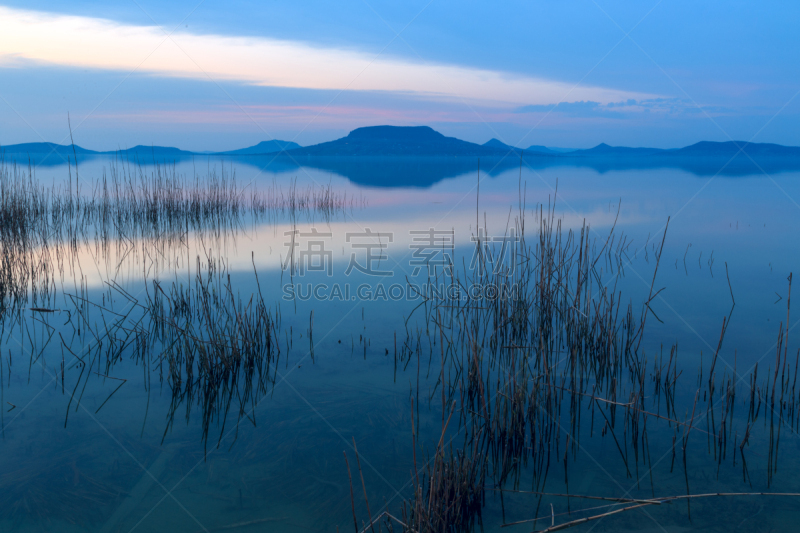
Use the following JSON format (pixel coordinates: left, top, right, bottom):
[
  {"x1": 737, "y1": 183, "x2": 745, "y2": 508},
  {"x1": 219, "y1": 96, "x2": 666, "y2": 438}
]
[{"x1": 1, "y1": 153, "x2": 799, "y2": 532}]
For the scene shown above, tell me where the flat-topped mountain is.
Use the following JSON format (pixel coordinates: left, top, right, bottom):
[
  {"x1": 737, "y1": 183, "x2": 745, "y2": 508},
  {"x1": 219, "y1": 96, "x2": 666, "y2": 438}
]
[
  {"x1": 285, "y1": 126, "x2": 515, "y2": 156},
  {"x1": 114, "y1": 145, "x2": 195, "y2": 156}
]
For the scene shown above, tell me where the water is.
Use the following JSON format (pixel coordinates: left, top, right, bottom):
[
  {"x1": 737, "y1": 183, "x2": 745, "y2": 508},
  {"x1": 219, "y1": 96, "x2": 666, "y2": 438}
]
[{"x1": 1, "y1": 153, "x2": 799, "y2": 532}]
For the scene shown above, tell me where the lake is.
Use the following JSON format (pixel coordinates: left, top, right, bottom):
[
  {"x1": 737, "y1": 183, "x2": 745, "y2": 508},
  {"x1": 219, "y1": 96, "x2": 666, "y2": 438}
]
[{"x1": 1, "y1": 152, "x2": 799, "y2": 532}]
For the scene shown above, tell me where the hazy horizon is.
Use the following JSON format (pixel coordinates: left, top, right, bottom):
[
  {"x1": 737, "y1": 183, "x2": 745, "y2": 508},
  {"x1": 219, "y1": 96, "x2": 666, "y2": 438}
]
[
  {"x1": 2, "y1": 1, "x2": 799, "y2": 152},
  {"x1": 6, "y1": 124, "x2": 800, "y2": 154}
]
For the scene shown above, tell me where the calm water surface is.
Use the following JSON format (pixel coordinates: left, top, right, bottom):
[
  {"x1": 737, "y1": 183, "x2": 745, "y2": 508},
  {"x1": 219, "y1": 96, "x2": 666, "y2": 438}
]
[{"x1": 1, "y1": 154, "x2": 799, "y2": 532}]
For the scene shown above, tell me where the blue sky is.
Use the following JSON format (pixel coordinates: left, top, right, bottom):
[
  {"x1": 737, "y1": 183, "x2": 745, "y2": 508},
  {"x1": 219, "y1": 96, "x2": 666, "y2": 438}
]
[{"x1": 1, "y1": 1, "x2": 798, "y2": 151}]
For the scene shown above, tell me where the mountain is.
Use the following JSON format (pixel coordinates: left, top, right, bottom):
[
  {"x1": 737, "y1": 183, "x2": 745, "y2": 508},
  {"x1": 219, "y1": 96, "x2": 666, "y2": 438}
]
[
  {"x1": 285, "y1": 126, "x2": 516, "y2": 156},
  {"x1": 111, "y1": 145, "x2": 195, "y2": 156},
  {"x1": 570, "y1": 143, "x2": 665, "y2": 156},
  {"x1": 1, "y1": 142, "x2": 98, "y2": 155},
  {"x1": 5, "y1": 134, "x2": 800, "y2": 162},
  {"x1": 482, "y1": 138, "x2": 517, "y2": 151},
  {"x1": 0, "y1": 143, "x2": 196, "y2": 157},
  {"x1": 217, "y1": 140, "x2": 302, "y2": 155},
  {"x1": 671, "y1": 141, "x2": 800, "y2": 157},
  {"x1": 526, "y1": 145, "x2": 575, "y2": 154},
  {"x1": 483, "y1": 139, "x2": 572, "y2": 156},
  {"x1": 566, "y1": 141, "x2": 800, "y2": 158}
]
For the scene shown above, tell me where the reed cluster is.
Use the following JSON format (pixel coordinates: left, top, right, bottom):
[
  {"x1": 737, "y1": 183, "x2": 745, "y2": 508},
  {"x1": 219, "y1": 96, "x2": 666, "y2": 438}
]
[
  {"x1": 0, "y1": 158, "x2": 358, "y2": 320},
  {"x1": 366, "y1": 200, "x2": 797, "y2": 532},
  {"x1": 50, "y1": 252, "x2": 283, "y2": 454}
]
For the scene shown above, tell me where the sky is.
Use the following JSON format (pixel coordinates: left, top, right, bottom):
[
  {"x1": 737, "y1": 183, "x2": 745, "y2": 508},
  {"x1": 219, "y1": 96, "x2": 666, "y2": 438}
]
[{"x1": 1, "y1": 1, "x2": 798, "y2": 151}]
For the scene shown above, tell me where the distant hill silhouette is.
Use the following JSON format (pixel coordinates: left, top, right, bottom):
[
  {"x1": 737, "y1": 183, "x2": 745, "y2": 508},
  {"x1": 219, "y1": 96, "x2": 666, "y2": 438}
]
[
  {"x1": 285, "y1": 126, "x2": 514, "y2": 156},
  {"x1": 1, "y1": 142, "x2": 98, "y2": 155},
  {"x1": 565, "y1": 140, "x2": 800, "y2": 158},
  {"x1": 483, "y1": 139, "x2": 570, "y2": 155},
  {"x1": 112, "y1": 145, "x2": 195, "y2": 156},
  {"x1": 526, "y1": 145, "x2": 575, "y2": 154},
  {"x1": 5, "y1": 129, "x2": 800, "y2": 188},
  {"x1": 482, "y1": 138, "x2": 518, "y2": 151},
  {"x1": 217, "y1": 140, "x2": 301, "y2": 155},
  {"x1": 570, "y1": 143, "x2": 665, "y2": 156},
  {"x1": 0, "y1": 143, "x2": 196, "y2": 161},
  {"x1": 671, "y1": 141, "x2": 800, "y2": 156},
  {"x1": 524, "y1": 145, "x2": 565, "y2": 155},
  {"x1": 5, "y1": 131, "x2": 800, "y2": 160}
]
